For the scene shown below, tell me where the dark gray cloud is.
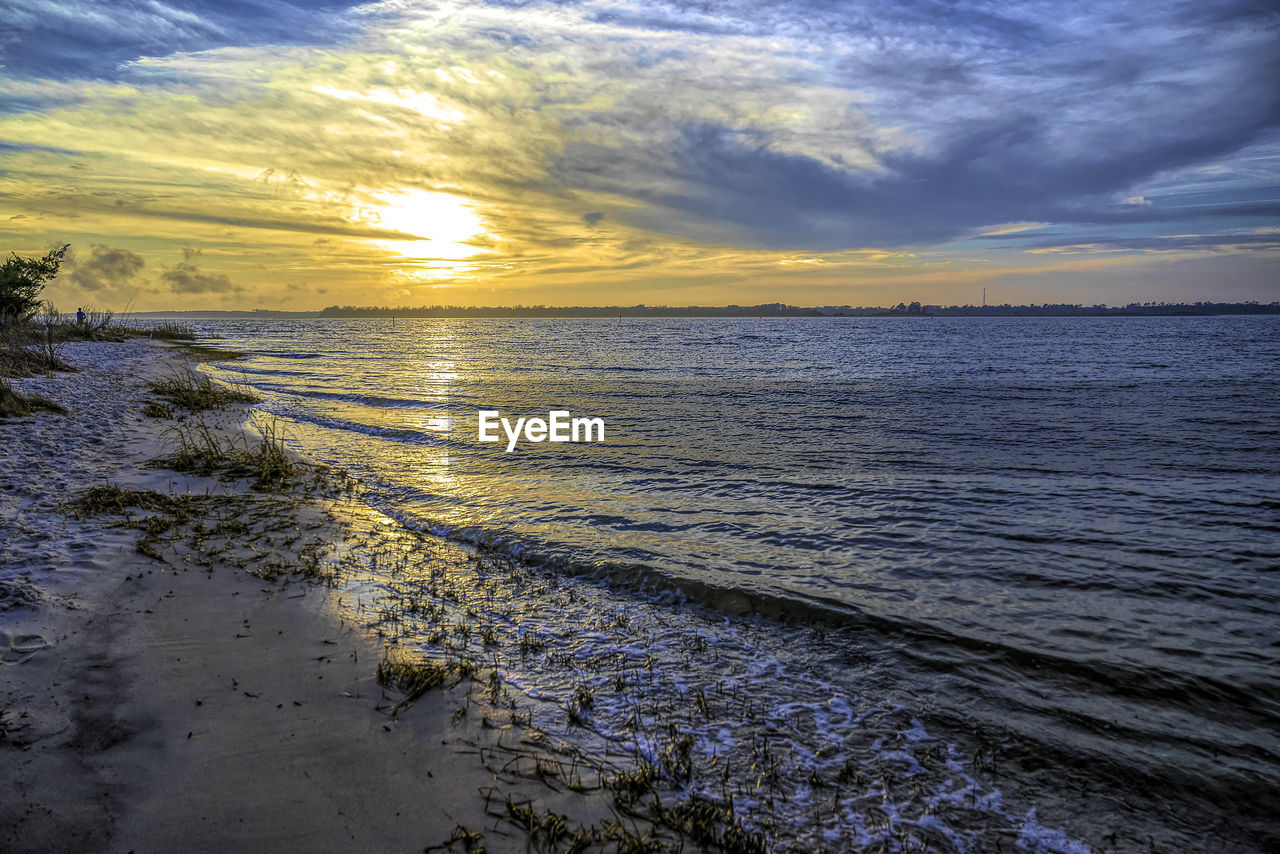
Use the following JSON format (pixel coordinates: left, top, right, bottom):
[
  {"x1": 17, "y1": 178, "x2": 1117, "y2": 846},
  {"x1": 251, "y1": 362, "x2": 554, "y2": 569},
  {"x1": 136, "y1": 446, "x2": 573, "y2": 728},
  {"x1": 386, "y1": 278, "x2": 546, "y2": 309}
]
[
  {"x1": 535, "y1": 0, "x2": 1280, "y2": 248},
  {"x1": 68, "y1": 243, "x2": 146, "y2": 291},
  {"x1": 161, "y1": 247, "x2": 239, "y2": 293},
  {"x1": 570, "y1": 117, "x2": 1279, "y2": 249},
  {"x1": 0, "y1": 0, "x2": 367, "y2": 81},
  {"x1": 986, "y1": 231, "x2": 1280, "y2": 253}
]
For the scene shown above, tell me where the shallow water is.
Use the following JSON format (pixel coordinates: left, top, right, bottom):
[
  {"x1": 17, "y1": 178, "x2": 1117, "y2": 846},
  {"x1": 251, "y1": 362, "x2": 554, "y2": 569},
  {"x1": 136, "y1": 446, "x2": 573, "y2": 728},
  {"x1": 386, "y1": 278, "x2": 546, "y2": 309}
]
[{"x1": 196, "y1": 315, "x2": 1280, "y2": 850}]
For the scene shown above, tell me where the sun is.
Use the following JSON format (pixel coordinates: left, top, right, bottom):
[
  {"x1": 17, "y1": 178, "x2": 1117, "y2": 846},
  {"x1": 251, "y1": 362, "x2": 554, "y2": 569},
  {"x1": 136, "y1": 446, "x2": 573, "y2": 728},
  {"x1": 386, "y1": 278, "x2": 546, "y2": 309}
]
[{"x1": 373, "y1": 189, "x2": 492, "y2": 265}]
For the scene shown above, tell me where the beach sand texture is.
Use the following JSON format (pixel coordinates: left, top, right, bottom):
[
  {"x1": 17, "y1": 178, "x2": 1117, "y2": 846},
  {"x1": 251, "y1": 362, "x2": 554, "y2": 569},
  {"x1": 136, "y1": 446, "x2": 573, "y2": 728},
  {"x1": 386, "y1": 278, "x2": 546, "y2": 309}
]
[{"x1": 0, "y1": 340, "x2": 595, "y2": 853}]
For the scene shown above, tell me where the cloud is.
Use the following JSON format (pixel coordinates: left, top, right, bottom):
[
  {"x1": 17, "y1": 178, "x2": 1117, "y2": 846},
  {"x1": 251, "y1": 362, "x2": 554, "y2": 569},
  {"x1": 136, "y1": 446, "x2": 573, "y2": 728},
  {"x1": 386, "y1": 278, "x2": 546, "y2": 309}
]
[
  {"x1": 8, "y1": 0, "x2": 1276, "y2": 249},
  {"x1": 0, "y1": 0, "x2": 1276, "y2": 306},
  {"x1": 1022, "y1": 232, "x2": 1280, "y2": 254},
  {"x1": 160, "y1": 247, "x2": 240, "y2": 293},
  {"x1": 0, "y1": 0, "x2": 367, "y2": 81},
  {"x1": 604, "y1": 103, "x2": 1278, "y2": 249},
  {"x1": 372, "y1": 0, "x2": 1278, "y2": 250},
  {"x1": 67, "y1": 243, "x2": 146, "y2": 291}
]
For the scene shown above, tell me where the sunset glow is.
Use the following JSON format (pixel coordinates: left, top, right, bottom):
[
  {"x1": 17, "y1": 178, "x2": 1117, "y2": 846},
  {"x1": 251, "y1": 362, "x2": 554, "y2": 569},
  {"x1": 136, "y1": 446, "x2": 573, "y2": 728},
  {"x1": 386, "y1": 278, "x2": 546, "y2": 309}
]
[{"x1": 0, "y1": 0, "x2": 1275, "y2": 309}]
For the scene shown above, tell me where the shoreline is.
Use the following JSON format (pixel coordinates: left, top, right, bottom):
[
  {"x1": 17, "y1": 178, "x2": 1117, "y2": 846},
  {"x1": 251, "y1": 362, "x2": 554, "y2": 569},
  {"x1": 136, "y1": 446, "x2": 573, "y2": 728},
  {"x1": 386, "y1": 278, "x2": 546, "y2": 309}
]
[
  {"x1": 124, "y1": 305, "x2": 1280, "y2": 319},
  {"x1": 1, "y1": 338, "x2": 1021, "y2": 854},
  {"x1": 0, "y1": 340, "x2": 547, "y2": 852},
  {"x1": 5, "y1": 336, "x2": 1274, "y2": 853}
]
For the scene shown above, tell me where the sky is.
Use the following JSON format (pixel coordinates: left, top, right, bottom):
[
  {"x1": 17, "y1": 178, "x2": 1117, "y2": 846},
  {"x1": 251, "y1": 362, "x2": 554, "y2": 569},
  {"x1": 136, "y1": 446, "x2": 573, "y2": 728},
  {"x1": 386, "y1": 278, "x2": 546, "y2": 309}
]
[{"x1": 0, "y1": 0, "x2": 1277, "y2": 310}]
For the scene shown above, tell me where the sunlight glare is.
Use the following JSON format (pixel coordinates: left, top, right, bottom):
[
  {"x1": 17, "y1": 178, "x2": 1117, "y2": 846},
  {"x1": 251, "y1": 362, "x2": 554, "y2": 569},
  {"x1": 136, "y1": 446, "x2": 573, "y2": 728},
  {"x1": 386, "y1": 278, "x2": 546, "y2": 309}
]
[{"x1": 374, "y1": 189, "x2": 492, "y2": 266}]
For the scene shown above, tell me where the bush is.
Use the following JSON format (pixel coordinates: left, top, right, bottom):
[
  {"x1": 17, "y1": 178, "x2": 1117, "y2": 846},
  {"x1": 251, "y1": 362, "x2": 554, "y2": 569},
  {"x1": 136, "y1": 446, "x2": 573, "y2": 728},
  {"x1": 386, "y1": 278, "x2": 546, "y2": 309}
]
[{"x1": 0, "y1": 245, "x2": 68, "y2": 323}]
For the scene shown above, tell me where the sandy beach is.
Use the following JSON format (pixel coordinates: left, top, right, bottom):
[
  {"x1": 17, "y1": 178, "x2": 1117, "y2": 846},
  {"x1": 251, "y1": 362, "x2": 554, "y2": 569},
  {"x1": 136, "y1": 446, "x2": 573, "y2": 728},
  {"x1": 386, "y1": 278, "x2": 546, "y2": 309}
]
[{"x1": 0, "y1": 340, "x2": 601, "y2": 853}]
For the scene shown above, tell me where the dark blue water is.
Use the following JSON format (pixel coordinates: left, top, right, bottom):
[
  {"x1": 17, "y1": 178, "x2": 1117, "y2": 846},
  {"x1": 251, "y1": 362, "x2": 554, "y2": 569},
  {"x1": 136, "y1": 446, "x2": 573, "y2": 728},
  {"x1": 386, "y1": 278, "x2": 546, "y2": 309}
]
[{"x1": 194, "y1": 315, "x2": 1280, "y2": 850}]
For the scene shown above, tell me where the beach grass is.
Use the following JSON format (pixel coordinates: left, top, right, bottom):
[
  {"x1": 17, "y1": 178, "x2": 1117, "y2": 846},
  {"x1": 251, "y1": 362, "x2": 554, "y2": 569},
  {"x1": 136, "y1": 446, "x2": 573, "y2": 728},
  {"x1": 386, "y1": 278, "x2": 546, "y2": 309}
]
[
  {"x1": 148, "y1": 364, "x2": 257, "y2": 412},
  {"x1": 0, "y1": 378, "x2": 66, "y2": 417},
  {"x1": 147, "y1": 416, "x2": 300, "y2": 491},
  {"x1": 0, "y1": 322, "x2": 75, "y2": 378},
  {"x1": 139, "y1": 321, "x2": 198, "y2": 341},
  {"x1": 40, "y1": 313, "x2": 197, "y2": 343},
  {"x1": 141, "y1": 400, "x2": 174, "y2": 418},
  {"x1": 0, "y1": 346, "x2": 74, "y2": 377},
  {"x1": 172, "y1": 341, "x2": 248, "y2": 362}
]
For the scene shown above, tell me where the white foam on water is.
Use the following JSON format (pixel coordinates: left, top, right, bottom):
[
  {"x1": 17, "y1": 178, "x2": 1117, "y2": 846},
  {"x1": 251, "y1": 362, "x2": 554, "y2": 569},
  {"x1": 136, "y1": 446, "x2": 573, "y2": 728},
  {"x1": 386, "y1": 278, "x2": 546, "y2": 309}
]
[{"x1": 330, "y1": 502, "x2": 1096, "y2": 852}]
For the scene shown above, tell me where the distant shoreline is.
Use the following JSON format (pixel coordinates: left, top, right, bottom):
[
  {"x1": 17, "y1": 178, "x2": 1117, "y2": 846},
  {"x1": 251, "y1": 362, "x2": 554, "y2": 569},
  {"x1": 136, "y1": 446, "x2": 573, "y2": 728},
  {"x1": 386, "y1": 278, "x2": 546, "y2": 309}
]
[{"x1": 129, "y1": 301, "x2": 1280, "y2": 319}]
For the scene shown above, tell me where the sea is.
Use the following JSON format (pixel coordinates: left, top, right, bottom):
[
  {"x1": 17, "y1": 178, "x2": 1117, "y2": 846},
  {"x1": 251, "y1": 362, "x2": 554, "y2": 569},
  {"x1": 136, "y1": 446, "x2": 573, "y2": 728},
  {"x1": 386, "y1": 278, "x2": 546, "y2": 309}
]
[{"x1": 193, "y1": 315, "x2": 1278, "y2": 851}]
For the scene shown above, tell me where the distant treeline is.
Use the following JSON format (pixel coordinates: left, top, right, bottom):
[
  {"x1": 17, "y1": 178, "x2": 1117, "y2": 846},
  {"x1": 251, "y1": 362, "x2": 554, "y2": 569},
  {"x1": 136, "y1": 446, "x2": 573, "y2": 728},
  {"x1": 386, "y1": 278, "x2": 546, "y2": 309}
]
[{"x1": 318, "y1": 301, "x2": 1280, "y2": 318}]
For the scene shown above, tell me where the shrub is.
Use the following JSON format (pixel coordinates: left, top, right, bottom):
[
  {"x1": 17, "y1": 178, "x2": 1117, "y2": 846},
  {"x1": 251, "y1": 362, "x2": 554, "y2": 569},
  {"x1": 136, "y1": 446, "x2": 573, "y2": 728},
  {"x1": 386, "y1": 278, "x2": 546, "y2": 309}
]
[{"x1": 0, "y1": 245, "x2": 68, "y2": 323}]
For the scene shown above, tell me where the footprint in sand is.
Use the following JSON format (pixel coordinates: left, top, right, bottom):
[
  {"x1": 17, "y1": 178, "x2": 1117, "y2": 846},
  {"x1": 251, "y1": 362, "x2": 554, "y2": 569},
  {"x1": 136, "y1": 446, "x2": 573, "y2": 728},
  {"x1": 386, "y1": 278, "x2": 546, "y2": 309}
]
[{"x1": 0, "y1": 631, "x2": 51, "y2": 665}]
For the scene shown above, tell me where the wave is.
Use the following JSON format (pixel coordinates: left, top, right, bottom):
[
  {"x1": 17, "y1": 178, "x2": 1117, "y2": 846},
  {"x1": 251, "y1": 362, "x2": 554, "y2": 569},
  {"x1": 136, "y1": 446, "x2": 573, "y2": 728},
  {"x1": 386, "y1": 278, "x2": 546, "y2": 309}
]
[
  {"x1": 365, "y1": 494, "x2": 1275, "y2": 732},
  {"x1": 339, "y1": 485, "x2": 1280, "y2": 839},
  {"x1": 207, "y1": 365, "x2": 314, "y2": 378},
  {"x1": 272, "y1": 409, "x2": 471, "y2": 448},
  {"x1": 256, "y1": 350, "x2": 325, "y2": 359},
  {"x1": 249, "y1": 382, "x2": 448, "y2": 409}
]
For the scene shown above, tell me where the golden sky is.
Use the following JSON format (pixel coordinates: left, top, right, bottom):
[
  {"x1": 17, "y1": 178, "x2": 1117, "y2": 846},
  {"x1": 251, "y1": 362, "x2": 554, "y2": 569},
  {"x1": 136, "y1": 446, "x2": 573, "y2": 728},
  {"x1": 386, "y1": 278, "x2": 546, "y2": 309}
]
[{"x1": 0, "y1": 0, "x2": 1276, "y2": 310}]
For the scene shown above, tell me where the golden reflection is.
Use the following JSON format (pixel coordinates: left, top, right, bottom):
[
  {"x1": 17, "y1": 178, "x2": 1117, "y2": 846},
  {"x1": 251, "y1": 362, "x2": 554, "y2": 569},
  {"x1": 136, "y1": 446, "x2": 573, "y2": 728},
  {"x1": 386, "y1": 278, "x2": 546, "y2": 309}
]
[{"x1": 403, "y1": 321, "x2": 466, "y2": 523}]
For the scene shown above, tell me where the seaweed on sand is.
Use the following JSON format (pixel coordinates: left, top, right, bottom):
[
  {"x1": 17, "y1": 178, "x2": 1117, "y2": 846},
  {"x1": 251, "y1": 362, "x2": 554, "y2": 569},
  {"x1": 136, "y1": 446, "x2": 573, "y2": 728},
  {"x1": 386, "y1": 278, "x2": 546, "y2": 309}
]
[
  {"x1": 62, "y1": 482, "x2": 342, "y2": 585},
  {"x1": 375, "y1": 654, "x2": 449, "y2": 716}
]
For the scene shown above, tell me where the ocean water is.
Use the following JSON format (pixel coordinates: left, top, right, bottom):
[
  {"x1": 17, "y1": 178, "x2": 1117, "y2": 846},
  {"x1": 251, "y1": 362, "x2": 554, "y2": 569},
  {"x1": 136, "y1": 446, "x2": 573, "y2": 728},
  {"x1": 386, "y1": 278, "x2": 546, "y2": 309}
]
[{"x1": 197, "y1": 316, "x2": 1280, "y2": 850}]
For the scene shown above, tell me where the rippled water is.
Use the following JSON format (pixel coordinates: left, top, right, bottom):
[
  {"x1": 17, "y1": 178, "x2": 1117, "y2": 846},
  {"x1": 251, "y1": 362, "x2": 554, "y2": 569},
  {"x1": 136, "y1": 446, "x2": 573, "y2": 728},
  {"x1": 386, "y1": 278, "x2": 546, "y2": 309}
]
[{"x1": 198, "y1": 315, "x2": 1280, "y2": 849}]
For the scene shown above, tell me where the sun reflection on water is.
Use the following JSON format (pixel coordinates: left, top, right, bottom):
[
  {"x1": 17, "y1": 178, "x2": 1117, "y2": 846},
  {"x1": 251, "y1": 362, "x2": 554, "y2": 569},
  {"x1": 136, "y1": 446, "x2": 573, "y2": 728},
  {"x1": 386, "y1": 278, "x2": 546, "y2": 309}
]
[{"x1": 401, "y1": 322, "x2": 466, "y2": 524}]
